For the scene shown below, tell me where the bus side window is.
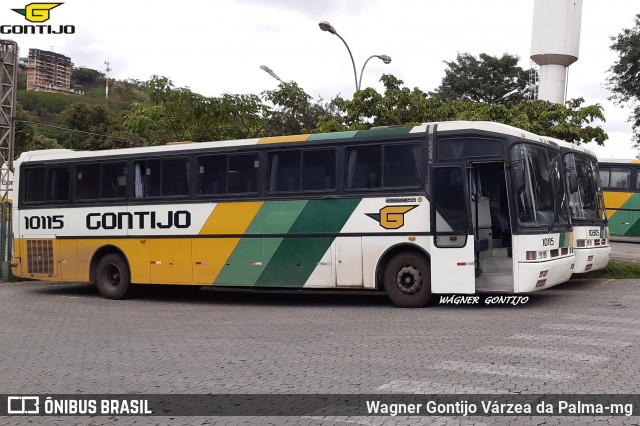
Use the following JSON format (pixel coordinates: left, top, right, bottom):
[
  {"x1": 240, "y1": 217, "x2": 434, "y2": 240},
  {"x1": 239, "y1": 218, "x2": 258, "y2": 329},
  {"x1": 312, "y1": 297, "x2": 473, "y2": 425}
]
[
  {"x1": 302, "y1": 149, "x2": 335, "y2": 191},
  {"x1": 76, "y1": 164, "x2": 100, "y2": 200},
  {"x1": 268, "y1": 151, "x2": 300, "y2": 192},
  {"x1": 197, "y1": 155, "x2": 227, "y2": 195},
  {"x1": 599, "y1": 167, "x2": 610, "y2": 188},
  {"x1": 611, "y1": 168, "x2": 630, "y2": 189},
  {"x1": 145, "y1": 160, "x2": 162, "y2": 197},
  {"x1": 345, "y1": 146, "x2": 381, "y2": 189},
  {"x1": 47, "y1": 167, "x2": 70, "y2": 202},
  {"x1": 162, "y1": 158, "x2": 189, "y2": 196},
  {"x1": 229, "y1": 154, "x2": 258, "y2": 193},
  {"x1": 101, "y1": 162, "x2": 127, "y2": 199},
  {"x1": 383, "y1": 144, "x2": 421, "y2": 187},
  {"x1": 24, "y1": 167, "x2": 46, "y2": 203}
]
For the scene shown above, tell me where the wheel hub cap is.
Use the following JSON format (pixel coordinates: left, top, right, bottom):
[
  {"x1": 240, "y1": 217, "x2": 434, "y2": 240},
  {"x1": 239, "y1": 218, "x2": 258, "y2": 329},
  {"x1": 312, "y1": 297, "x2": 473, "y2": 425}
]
[{"x1": 396, "y1": 265, "x2": 422, "y2": 294}]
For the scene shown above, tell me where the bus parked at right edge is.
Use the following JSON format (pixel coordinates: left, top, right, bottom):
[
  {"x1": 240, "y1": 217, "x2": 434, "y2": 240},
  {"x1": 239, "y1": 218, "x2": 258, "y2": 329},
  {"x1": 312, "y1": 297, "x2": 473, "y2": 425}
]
[
  {"x1": 556, "y1": 141, "x2": 610, "y2": 273},
  {"x1": 598, "y1": 159, "x2": 640, "y2": 237}
]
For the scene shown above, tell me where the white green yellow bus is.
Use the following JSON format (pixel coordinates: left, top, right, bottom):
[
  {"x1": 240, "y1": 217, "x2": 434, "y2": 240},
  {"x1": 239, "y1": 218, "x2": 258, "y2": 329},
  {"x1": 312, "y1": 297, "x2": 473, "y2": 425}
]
[
  {"x1": 11, "y1": 121, "x2": 575, "y2": 307},
  {"x1": 598, "y1": 159, "x2": 640, "y2": 237},
  {"x1": 556, "y1": 140, "x2": 611, "y2": 272}
]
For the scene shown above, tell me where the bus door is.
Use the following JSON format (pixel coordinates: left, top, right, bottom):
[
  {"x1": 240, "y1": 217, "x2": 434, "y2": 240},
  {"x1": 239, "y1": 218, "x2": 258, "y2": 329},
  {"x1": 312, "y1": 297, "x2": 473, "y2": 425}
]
[{"x1": 430, "y1": 164, "x2": 475, "y2": 294}]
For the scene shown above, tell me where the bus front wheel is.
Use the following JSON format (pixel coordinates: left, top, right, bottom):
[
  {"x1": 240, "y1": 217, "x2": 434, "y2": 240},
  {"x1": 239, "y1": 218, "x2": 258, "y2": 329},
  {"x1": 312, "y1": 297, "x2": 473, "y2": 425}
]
[
  {"x1": 95, "y1": 254, "x2": 133, "y2": 299},
  {"x1": 383, "y1": 253, "x2": 431, "y2": 308}
]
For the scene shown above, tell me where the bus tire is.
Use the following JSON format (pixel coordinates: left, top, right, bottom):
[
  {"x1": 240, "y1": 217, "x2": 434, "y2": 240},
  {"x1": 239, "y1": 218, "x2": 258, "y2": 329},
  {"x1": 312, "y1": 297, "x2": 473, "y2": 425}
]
[
  {"x1": 383, "y1": 252, "x2": 431, "y2": 308},
  {"x1": 95, "y1": 254, "x2": 132, "y2": 299}
]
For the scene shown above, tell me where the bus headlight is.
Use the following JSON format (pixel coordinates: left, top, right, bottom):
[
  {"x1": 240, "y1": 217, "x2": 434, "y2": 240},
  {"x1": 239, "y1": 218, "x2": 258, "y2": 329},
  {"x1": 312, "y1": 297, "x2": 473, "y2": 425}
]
[
  {"x1": 576, "y1": 239, "x2": 586, "y2": 247},
  {"x1": 526, "y1": 251, "x2": 537, "y2": 260}
]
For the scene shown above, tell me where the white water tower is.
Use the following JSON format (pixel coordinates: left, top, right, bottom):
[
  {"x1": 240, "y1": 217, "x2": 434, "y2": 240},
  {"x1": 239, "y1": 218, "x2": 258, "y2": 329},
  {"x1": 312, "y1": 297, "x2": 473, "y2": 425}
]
[{"x1": 530, "y1": 0, "x2": 583, "y2": 104}]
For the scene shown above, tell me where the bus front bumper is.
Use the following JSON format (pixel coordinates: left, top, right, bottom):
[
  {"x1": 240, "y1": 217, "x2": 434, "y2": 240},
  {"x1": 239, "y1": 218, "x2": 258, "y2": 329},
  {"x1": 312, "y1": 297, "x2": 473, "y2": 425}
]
[
  {"x1": 10, "y1": 257, "x2": 24, "y2": 278},
  {"x1": 517, "y1": 255, "x2": 575, "y2": 293},
  {"x1": 573, "y1": 246, "x2": 611, "y2": 274}
]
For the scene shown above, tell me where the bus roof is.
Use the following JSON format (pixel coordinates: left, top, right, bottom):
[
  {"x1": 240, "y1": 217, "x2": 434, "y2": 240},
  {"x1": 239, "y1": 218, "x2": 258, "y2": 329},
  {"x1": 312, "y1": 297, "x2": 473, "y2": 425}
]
[
  {"x1": 597, "y1": 158, "x2": 640, "y2": 164},
  {"x1": 16, "y1": 121, "x2": 553, "y2": 164},
  {"x1": 551, "y1": 138, "x2": 597, "y2": 158}
]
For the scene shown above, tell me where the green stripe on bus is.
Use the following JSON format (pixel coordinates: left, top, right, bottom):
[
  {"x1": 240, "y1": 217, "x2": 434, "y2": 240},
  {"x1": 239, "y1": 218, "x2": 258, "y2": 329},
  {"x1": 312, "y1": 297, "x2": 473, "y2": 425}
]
[
  {"x1": 307, "y1": 131, "x2": 358, "y2": 141},
  {"x1": 625, "y1": 218, "x2": 640, "y2": 237},
  {"x1": 257, "y1": 198, "x2": 361, "y2": 287},
  {"x1": 559, "y1": 232, "x2": 567, "y2": 248},
  {"x1": 353, "y1": 127, "x2": 412, "y2": 138},
  {"x1": 608, "y1": 193, "x2": 640, "y2": 236},
  {"x1": 214, "y1": 200, "x2": 308, "y2": 285}
]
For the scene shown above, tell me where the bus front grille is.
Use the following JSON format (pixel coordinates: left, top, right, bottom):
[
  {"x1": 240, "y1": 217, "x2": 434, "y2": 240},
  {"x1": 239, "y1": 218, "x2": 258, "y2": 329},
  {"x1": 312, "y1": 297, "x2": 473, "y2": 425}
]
[{"x1": 26, "y1": 239, "x2": 54, "y2": 275}]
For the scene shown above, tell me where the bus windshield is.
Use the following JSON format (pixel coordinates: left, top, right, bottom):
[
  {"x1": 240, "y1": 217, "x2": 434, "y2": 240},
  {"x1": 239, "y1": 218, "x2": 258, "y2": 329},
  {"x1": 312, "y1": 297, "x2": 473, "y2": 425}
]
[
  {"x1": 564, "y1": 153, "x2": 606, "y2": 221},
  {"x1": 510, "y1": 143, "x2": 570, "y2": 228}
]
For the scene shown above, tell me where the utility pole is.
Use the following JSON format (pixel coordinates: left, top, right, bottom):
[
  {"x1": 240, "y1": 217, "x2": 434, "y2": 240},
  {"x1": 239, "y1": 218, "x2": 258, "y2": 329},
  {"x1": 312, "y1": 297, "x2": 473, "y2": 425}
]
[
  {"x1": 0, "y1": 40, "x2": 18, "y2": 200},
  {"x1": 104, "y1": 60, "x2": 111, "y2": 99},
  {"x1": 0, "y1": 39, "x2": 18, "y2": 279}
]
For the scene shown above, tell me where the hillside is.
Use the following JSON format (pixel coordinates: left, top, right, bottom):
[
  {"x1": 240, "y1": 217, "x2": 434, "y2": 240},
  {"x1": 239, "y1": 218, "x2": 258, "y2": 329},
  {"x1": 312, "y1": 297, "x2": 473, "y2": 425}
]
[{"x1": 17, "y1": 67, "x2": 148, "y2": 148}]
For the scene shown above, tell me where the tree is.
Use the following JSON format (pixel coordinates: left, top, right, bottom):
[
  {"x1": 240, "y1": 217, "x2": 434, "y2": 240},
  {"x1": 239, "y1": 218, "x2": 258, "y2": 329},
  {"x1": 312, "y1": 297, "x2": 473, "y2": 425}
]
[
  {"x1": 58, "y1": 103, "x2": 139, "y2": 150},
  {"x1": 14, "y1": 104, "x2": 62, "y2": 156},
  {"x1": 330, "y1": 74, "x2": 607, "y2": 145},
  {"x1": 124, "y1": 76, "x2": 267, "y2": 144},
  {"x1": 261, "y1": 81, "x2": 335, "y2": 136},
  {"x1": 608, "y1": 14, "x2": 640, "y2": 149},
  {"x1": 430, "y1": 53, "x2": 532, "y2": 105},
  {"x1": 71, "y1": 67, "x2": 104, "y2": 87}
]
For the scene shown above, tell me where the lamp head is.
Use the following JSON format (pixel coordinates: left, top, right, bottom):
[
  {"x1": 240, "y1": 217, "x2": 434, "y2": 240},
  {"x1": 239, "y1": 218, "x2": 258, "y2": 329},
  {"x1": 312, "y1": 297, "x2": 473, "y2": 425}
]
[
  {"x1": 318, "y1": 21, "x2": 337, "y2": 35},
  {"x1": 259, "y1": 65, "x2": 282, "y2": 82},
  {"x1": 378, "y1": 55, "x2": 392, "y2": 64}
]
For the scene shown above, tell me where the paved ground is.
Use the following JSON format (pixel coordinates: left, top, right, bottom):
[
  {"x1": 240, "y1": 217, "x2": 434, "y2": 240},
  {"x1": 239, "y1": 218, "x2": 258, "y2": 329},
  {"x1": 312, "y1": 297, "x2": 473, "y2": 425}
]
[
  {"x1": 1, "y1": 242, "x2": 640, "y2": 425},
  {"x1": 610, "y1": 241, "x2": 640, "y2": 264}
]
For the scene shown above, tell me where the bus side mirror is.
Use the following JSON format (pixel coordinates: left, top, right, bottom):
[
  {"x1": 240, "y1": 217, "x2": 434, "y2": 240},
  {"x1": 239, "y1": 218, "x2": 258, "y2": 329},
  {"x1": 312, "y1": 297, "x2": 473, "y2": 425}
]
[{"x1": 567, "y1": 169, "x2": 578, "y2": 193}]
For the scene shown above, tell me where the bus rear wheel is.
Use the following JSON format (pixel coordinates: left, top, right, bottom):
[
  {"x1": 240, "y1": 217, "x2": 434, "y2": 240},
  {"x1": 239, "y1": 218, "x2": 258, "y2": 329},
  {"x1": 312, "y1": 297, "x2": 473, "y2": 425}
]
[
  {"x1": 383, "y1": 253, "x2": 431, "y2": 308},
  {"x1": 95, "y1": 254, "x2": 133, "y2": 299}
]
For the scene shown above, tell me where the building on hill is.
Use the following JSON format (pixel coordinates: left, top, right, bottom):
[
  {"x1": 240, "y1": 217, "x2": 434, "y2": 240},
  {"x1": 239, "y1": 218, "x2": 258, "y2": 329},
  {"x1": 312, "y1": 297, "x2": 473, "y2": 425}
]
[{"x1": 26, "y1": 48, "x2": 80, "y2": 95}]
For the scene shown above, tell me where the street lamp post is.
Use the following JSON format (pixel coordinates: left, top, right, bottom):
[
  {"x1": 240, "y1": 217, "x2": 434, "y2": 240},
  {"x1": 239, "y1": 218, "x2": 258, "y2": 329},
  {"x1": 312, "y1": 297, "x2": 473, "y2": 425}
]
[
  {"x1": 318, "y1": 20, "x2": 391, "y2": 92},
  {"x1": 358, "y1": 54, "x2": 391, "y2": 91}
]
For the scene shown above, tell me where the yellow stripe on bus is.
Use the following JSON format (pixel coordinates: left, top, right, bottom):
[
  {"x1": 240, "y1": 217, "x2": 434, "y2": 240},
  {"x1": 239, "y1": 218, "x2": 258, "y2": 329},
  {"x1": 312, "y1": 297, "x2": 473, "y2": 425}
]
[
  {"x1": 258, "y1": 134, "x2": 310, "y2": 144},
  {"x1": 195, "y1": 201, "x2": 263, "y2": 284},
  {"x1": 603, "y1": 192, "x2": 633, "y2": 220}
]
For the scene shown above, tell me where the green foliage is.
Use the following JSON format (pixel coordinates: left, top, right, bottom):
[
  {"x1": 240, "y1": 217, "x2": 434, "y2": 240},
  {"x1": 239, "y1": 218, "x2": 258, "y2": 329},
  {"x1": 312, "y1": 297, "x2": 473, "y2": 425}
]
[
  {"x1": 83, "y1": 87, "x2": 107, "y2": 99},
  {"x1": 14, "y1": 104, "x2": 62, "y2": 156},
  {"x1": 71, "y1": 67, "x2": 104, "y2": 87},
  {"x1": 111, "y1": 80, "x2": 147, "y2": 104},
  {"x1": 508, "y1": 98, "x2": 607, "y2": 144},
  {"x1": 574, "y1": 261, "x2": 640, "y2": 279},
  {"x1": 261, "y1": 81, "x2": 334, "y2": 136},
  {"x1": 18, "y1": 91, "x2": 99, "y2": 121},
  {"x1": 57, "y1": 103, "x2": 142, "y2": 150},
  {"x1": 329, "y1": 74, "x2": 607, "y2": 144},
  {"x1": 16, "y1": 63, "x2": 608, "y2": 156},
  {"x1": 430, "y1": 53, "x2": 532, "y2": 105},
  {"x1": 608, "y1": 14, "x2": 640, "y2": 149},
  {"x1": 124, "y1": 76, "x2": 267, "y2": 144},
  {"x1": 17, "y1": 72, "x2": 26, "y2": 91}
]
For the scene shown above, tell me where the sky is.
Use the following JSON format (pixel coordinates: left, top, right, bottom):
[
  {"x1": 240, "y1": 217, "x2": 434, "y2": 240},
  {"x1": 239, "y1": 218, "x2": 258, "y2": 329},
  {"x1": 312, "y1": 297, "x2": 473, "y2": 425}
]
[{"x1": 5, "y1": 0, "x2": 639, "y2": 158}]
